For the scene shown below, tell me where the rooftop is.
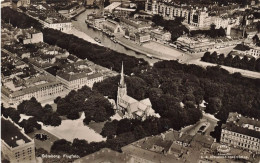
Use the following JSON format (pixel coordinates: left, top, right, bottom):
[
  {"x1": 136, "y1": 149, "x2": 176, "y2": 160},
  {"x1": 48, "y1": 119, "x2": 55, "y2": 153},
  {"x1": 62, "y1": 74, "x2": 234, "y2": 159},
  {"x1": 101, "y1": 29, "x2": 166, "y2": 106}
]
[
  {"x1": 120, "y1": 18, "x2": 151, "y2": 29},
  {"x1": 222, "y1": 112, "x2": 260, "y2": 139},
  {"x1": 73, "y1": 148, "x2": 130, "y2": 163},
  {"x1": 1, "y1": 117, "x2": 31, "y2": 148}
]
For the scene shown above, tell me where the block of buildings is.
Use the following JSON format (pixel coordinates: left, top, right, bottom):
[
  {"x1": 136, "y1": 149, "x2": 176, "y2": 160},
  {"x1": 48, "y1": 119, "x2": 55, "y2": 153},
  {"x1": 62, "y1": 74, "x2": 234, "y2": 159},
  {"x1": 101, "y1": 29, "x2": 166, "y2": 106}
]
[
  {"x1": 175, "y1": 36, "x2": 215, "y2": 53},
  {"x1": 233, "y1": 44, "x2": 260, "y2": 58},
  {"x1": 120, "y1": 18, "x2": 151, "y2": 33},
  {"x1": 18, "y1": 28, "x2": 43, "y2": 44},
  {"x1": 56, "y1": 60, "x2": 104, "y2": 90},
  {"x1": 130, "y1": 32, "x2": 151, "y2": 43},
  {"x1": 1, "y1": 116, "x2": 36, "y2": 163},
  {"x1": 117, "y1": 63, "x2": 160, "y2": 120},
  {"x1": 102, "y1": 19, "x2": 124, "y2": 34},
  {"x1": 2, "y1": 74, "x2": 65, "y2": 107},
  {"x1": 11, "y1": 0, "x2": 30, "y2": 9},
  {"x1": 145, "y1": 0, "x2": 239, "y2": 30},
  {"x1": 27, "y1": 4, "x2": 72, "y2": 31},
  {"x1": 150, "y1": 28, "x2": 171, "y2": 42},
  {"x1": 121, "y1": 129, "x2": 214, "y2": 163},
  {"x1": 220, "y1": 112, "x2": 260, "y2": 154}
]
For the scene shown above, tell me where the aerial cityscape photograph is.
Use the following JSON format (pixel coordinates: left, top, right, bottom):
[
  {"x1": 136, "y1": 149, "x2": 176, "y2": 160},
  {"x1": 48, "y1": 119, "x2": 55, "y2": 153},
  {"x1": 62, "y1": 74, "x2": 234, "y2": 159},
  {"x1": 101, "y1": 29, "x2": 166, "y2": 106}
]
[{"x1": 0, "y1": 0, "x2": 260, "y2": 162}]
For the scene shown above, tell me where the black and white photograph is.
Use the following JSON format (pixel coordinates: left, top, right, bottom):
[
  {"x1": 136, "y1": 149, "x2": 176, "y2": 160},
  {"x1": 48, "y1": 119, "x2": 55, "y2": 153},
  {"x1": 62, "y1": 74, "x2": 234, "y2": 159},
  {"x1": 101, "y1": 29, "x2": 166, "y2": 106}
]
[{"x1": 1, "y1": 0, "x2": 260, "y2": 162}]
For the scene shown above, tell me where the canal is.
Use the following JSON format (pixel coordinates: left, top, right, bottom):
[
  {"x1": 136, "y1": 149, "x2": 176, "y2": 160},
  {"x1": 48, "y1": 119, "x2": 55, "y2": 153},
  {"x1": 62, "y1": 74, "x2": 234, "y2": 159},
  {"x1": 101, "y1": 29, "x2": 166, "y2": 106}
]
[{"x1": 72, "y1": 9, "x2": 159, "y2": 65}]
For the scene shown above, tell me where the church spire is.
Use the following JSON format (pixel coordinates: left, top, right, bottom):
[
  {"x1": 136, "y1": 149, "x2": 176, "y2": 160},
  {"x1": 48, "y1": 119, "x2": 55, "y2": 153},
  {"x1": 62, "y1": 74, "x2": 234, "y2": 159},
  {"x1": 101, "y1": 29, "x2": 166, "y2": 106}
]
[{"x1": 119, "y1": 62, "x2": 125, "y2": 87}]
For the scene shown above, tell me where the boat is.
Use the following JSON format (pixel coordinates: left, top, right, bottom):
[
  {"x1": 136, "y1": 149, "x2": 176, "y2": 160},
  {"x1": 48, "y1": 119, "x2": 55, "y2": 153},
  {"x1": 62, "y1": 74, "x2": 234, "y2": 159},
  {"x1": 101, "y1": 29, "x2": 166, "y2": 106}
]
[
  {"x1": 146, "y1": 54, "x2": 153, "y2": 59},
  {"x1": 94, "y1": 37, "x2": 101, "y2": 43}
]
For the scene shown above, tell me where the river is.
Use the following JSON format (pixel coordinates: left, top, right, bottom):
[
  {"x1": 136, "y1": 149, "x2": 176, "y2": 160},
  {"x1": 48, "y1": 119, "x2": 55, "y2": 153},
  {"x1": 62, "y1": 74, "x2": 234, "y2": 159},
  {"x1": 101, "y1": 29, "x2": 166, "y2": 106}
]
[{"x1": 72, "y1": 9, "x2": 159, "y2": 65}]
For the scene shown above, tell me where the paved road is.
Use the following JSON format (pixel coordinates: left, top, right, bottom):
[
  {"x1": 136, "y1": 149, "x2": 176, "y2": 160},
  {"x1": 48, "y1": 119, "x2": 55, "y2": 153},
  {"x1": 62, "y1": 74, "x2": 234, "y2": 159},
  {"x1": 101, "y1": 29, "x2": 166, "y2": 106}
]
[{"x1": 181, "y1": 113, "x2": 219, "y2": 136}]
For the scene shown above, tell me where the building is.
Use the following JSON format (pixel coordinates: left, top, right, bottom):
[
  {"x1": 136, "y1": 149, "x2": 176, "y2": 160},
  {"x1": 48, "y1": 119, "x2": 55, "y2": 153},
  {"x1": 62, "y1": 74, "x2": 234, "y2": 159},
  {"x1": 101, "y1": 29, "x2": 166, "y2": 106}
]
[
  {"x1": 121, "y1": 129, "x2": 214, "y2": 163},
  {"x1": 117, "y1": 63, "x2": 159, "y2": 120},
  {"x1": 73, "y1": 148, "x2": 130, "y2": 163},
  {"x1": 102, "y1": 19, "x2": 124, "y2": 34},
  {"x1": 130, "y1": 32, "x2": 151, "y2": 43},
  {"x1": 11, "y1": 0, "x2": 30, "y2": 9},
  {"x1": 1, "y1": 116, "x2": 36, "y2": 163},
  {"x1": 150, "y1": 28, "x2": 171, "y2": 42},
  {"x1": 104, "y1": 2, "x2": 122, "y2": 13},
  {"x1": 86, "y1": 14, "x2": 106, "y2": 29},
  {"x1": 18, "y1": 28, "x2": 43, "y2": 44},
  {"x1": 113, "y1": 7, "x2": 136, "y2": 17},
  {"x1": 56, "y1": 60, "x2": 104, "y2": 90},
  {"x1": 220, "y1": 112, "x2": 260, "y2": 154},
  {"x1": 145, "y1": 0, "x2": 216, "y2": 29},
  {"x1": 1, "y1": 74, "x2": 65, "y2": 107},
  {"x1": 43, "y1": 19, "x2": 72, "y2": 31},
  {"x1": 175, "y1": 36, "x2": 215, "y2": 53},
  {"x1": 26, "y1": 4, "x2": 72, "y2": 31},
  {"x1": 120, "y1": 18, "x2": 151, "y2": 33},
  {"x1": 233, "y1": 44, "x2": 260, "y2": 58}
]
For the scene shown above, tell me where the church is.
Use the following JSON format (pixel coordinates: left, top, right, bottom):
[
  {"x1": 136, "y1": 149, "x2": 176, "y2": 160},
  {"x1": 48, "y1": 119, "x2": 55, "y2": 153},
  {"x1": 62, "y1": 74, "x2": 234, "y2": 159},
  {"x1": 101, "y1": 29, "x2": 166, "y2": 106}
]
[{"x1": 116, "y1": 63, "x2": 160, "y2": 120}]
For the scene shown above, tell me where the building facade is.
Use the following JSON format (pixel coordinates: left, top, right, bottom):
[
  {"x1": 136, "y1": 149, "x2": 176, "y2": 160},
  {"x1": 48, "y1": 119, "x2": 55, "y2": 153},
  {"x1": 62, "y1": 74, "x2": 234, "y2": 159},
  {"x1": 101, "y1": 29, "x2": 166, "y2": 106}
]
[
  {"x1": 1, "y1": 116, "x2": 36, "y2": 163},
  {"x1": 102, "y1": 19, "x2": 124, "y2": 34},
  {"x1": 150, "y1": 28, "x2": 171, "y2": 42},
  {"x1": 1, "y1": 75, "x2": 65, "y2": 107},
  {"x1": 220, "y1": 112, "x2": 260, "y2": 154},
  {"x1": 56, "y1": 72, "x2": 104, "y2": 90}
]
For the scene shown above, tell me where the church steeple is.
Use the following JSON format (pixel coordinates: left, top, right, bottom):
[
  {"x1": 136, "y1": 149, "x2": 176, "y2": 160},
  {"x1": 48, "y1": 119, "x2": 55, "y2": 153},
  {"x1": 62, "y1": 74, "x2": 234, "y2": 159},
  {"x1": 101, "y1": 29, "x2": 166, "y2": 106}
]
[{"x1": 119, "y1": 62, "x2": 125, "y2": 88}]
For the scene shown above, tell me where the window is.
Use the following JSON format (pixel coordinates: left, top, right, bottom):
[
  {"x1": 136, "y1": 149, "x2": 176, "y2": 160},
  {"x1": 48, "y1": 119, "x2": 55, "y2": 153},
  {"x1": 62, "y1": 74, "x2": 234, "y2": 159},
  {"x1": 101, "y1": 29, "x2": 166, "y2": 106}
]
[{"x1": 15, "y1": 152, "x2": 20, "y2": 159}]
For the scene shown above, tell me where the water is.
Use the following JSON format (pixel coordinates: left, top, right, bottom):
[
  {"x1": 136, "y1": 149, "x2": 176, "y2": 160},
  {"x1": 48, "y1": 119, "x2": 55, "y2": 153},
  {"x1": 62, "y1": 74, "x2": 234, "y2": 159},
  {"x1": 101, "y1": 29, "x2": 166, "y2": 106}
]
[{"x1": 72, "y1": 9, "x2": 159, "y2": 65}]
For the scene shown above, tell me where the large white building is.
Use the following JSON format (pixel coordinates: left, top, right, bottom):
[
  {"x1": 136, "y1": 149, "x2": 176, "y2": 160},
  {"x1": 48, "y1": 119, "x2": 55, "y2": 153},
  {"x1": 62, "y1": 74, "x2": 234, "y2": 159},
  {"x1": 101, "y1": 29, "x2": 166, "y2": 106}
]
[
  {"x1": 117, "y1": 63, "x2": 159, "y2": 120},
  {"x1": 1, "y1": 116, "x2": 36, "y2": 163},
  {"x1": 220, "y1": 112, "x2": 260, "y2": 154},
  {"x1": 56, "y1": 61, "x2": 104, "y2": 90},
  {"x1": 1, "y1": 75, "x2": 65, "y2": 107},
  {"x1": 145, "y1": 0, "x2": 212, "y2": 29},
  {"x1": 145, "y1": 0, "x2": 238, "y2": 30}
]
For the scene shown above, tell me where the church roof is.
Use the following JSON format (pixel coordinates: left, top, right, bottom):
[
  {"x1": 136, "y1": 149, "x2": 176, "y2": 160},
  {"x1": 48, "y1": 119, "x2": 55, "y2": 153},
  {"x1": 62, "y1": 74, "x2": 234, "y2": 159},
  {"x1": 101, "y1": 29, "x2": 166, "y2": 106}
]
[
  {"x1": 122, "y1": 95, "x2": 138, "y2": 104},
  {"x1": 140, "y1": 98, "x2": 152, "y2": 106},
  {"x1": 137, "y1": 102, "x2": 147, "y2": 111}
]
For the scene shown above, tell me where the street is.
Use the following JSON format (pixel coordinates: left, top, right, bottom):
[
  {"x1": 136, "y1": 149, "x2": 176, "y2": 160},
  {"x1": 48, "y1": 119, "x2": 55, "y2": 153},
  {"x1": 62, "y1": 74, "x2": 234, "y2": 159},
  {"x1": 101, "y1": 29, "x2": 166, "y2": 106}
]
[{"x1": 181, "y1": 112, "x2": 219, "y2": 136}]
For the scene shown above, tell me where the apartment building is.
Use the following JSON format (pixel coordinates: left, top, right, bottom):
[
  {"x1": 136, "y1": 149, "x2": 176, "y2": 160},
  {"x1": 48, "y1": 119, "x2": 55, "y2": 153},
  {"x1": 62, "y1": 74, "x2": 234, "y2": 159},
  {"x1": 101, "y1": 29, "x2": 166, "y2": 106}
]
[
  {"x1": 1, "y1": 116, "x2": 36, "y2": 163},
  {"x1": 145, "y1": 0, "x2": 226, "y2": 29},
  {"x1": 56, "y1": 60, "x2": 104, "y2": 90},
  {"x1": 1, "y1": 75, "x2": 65, "y2": 107},
  {"x1": 220, "y1": 112, "x2": 260, "y2": 154}
]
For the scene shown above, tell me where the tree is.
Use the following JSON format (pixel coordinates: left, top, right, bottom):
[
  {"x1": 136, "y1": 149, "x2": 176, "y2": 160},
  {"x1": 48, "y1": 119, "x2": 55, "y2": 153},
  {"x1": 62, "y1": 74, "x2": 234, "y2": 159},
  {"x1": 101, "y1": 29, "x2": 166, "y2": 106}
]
[
  {"x1": 54, "y1": 96, "x2": 61, "y2": 104},
  {"x1": 44, "y1": 104, "x2": 52, "y2": 111},
  {"x1": 210, "y1": 23, "x2": 216, "y2": 30},
  {"x1": 201, "y1": 52, "x2": 212, "y2": 62},
  {"x1": 217, "y1": 53, "x2": 225, "y2": 65},
  {"x1": 51, "y1": 139, "x2": 72, "y2": 154},
  {"x1": 224, "y1": 53, "x2": 233, "y2": 66},
  {"x1": 101, "y1": 120, "x2": 119, "y2": 138},
  {"x1": 67, "y1": 111, "x2": 80, "y2": 120}
]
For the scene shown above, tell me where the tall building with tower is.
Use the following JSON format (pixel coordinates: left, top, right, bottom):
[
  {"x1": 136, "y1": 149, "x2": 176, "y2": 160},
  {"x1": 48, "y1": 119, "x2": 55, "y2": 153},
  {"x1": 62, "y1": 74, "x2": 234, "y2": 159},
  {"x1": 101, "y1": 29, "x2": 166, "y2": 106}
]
[{"x1": 116, "y1": 63, "x2": 160, "y2": 120}]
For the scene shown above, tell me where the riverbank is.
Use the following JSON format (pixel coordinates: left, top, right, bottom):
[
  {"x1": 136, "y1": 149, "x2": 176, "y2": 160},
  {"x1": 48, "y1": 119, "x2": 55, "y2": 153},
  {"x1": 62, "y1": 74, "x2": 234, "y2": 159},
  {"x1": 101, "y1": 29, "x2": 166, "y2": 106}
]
[
  {"x1": 65, "y1": 26, "x2": 103, "y2": 46},
  {"x1": 116, "y1": 36, "x2": 183, "y2": 61}
]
